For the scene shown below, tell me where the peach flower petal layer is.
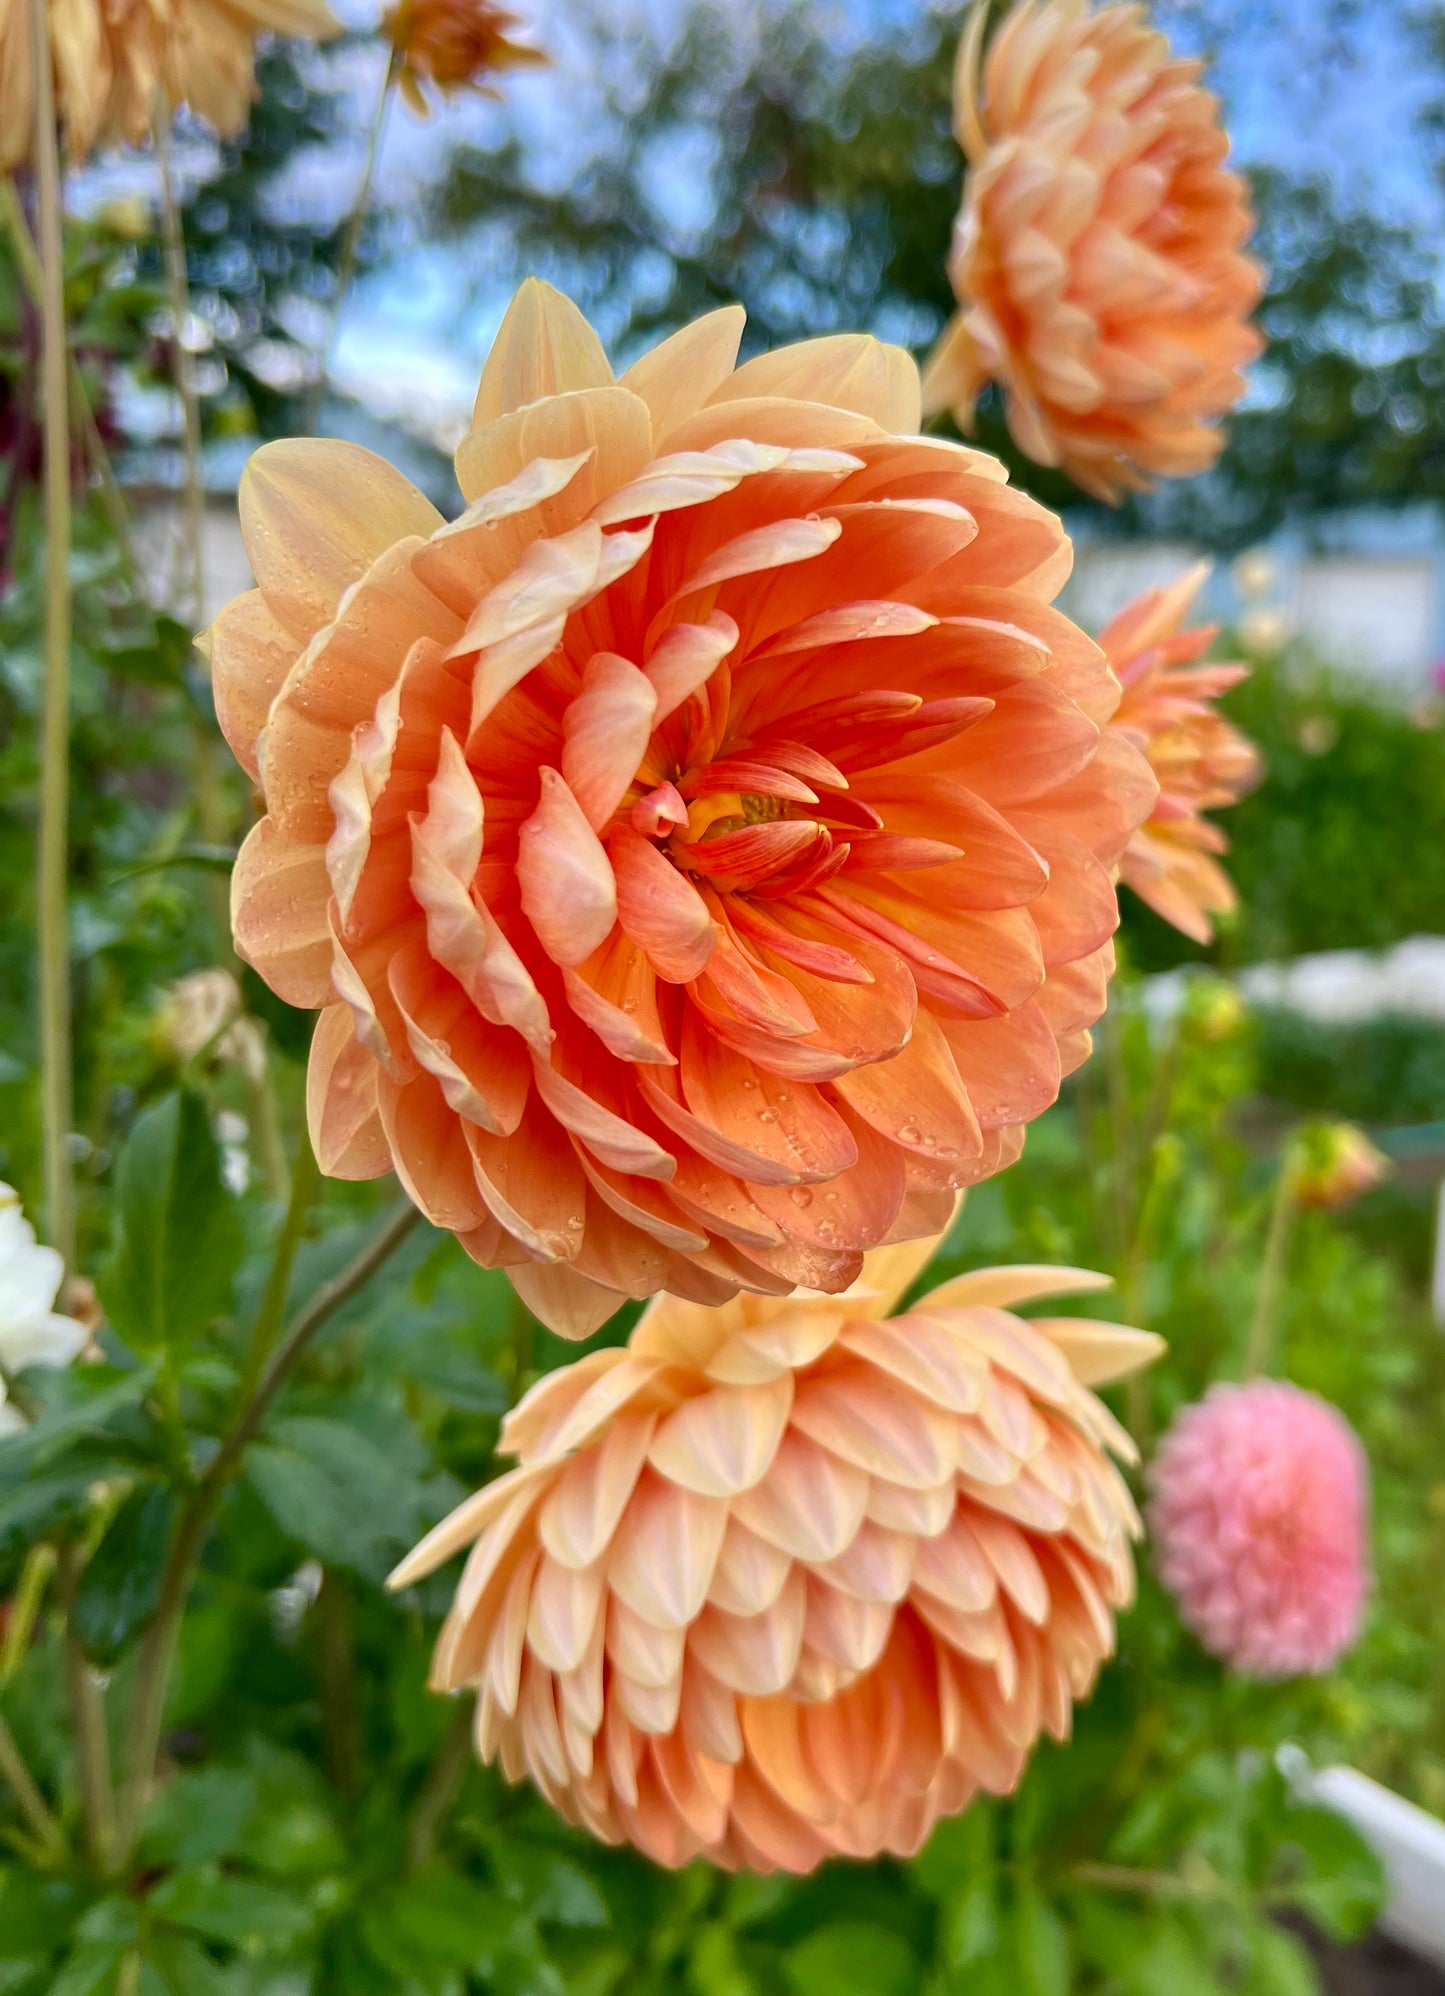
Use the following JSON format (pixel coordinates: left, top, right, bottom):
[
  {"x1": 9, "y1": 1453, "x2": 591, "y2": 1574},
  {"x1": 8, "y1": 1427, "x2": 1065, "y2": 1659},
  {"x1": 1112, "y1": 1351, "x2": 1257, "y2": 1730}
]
[
  {"x1": 391, "y1": 1240, "x2": 1160, "y2": 1871},
  {"x1": 214, "y1": 279, "x2": 1156, "y2": 1333},
  {"x1": 1107, "y1": 563, "x2": 1259, "y2": 943},
  {"x1": 923, "y1": 0, "x2": 1264, "y2": 501},
  {"x1": 0, "y1": 0, "x2": 339, "y2": 169},
  {"x1": 1148, "y1": 1381, "x2": 1369, "y2": 1678}
]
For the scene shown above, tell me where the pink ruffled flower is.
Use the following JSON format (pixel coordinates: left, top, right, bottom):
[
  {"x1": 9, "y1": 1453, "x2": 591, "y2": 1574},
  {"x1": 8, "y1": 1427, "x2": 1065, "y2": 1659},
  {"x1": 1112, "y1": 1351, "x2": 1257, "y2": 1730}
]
[{"x1": 1148, "y1": 1381, "x2": 1369, "y2": 1678}]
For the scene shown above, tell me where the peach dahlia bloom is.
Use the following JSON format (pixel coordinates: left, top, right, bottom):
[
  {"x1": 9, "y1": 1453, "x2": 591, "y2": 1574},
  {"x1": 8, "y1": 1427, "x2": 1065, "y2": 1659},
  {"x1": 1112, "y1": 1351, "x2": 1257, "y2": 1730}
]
[
  {"x1": 390, "y1": 1235, "x2": 1160, "y2": 1871},
  {"x1": 1149, "y1": 1381, "x2": 1369, "y2": 1678},
  {"x1": 0, "y1": 0, "x2": 339, "y2": 170},
  {"x1": 211, "y1": 281, "x2": 1156, "y2": 1334},
  {"x1": 922, "y1": 0, "x2": 1264, "y2": 501},
  {"x1": 383, "y1": 0, "x2": 546, "y2": 115},
  {"x1": 1107, "y1": 564, "x2": 1259, "y2": 944}
]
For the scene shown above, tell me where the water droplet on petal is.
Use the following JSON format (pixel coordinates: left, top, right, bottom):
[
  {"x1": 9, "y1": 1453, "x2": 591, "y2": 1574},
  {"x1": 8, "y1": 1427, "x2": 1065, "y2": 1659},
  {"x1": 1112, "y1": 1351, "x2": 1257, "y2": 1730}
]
[
  {"x1": 898, "y1": 1123, "x2": 921, "y2": 1144},
  {"x1": 789, "y1": 1186, "x2": 814, "y2": 1209}
]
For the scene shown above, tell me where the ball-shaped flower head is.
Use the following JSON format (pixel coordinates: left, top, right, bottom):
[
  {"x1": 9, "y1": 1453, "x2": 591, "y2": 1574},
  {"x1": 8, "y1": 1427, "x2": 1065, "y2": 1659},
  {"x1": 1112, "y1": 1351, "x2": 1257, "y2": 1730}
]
[
  {"x1": 1105, "y1": 563, "x2": 1260, "y2": 944},
  {"x1": 0, "y1": 0, "x2": 339, "y2": 170},
  {"x1": 923, "y1": 0, "x2": 1264, "y2": 502},
  {"x1": 390, "y1": 1232, "x2": 1162, "y2": 1871},
  {"x1": 1288, "y1": 1122, "x2": 1390, "y2": 1212},
  {"x1": 209, "y1": 280, "x2": 1156, "y2": 1334},
  {"x1": 1148, "y1": 1381, "x2": 1370, "y2": 1678}
]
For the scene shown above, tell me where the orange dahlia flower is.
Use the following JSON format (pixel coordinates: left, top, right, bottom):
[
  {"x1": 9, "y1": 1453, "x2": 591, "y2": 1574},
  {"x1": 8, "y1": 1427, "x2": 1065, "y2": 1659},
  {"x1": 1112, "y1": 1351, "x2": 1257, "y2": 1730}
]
[
  {"x1": 1108, "y1": 563, "x2": 1259, "y2": 943},
  {"x1": 0, "y1": 0, "x2": 339, "y2": 170},
  {"x1": 390, "y1": 1232, "x2": 1159, "y2": 1871},
  {"x1": 922, "y1": 0, "x2": 1264, "y2": 501},
  {"x1": 383, "y1": 0, "x2": 546, "y2": 115},
  {"x1": 211, "y1": 280, "x2": 1155, "y2": 1333}
]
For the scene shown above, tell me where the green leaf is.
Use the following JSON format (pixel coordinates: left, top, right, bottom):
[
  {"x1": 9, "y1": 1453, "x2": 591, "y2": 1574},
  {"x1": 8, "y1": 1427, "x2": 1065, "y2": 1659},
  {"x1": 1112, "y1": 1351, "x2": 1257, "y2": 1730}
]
[
  {"x1": 47, "y1": 1939, "x2": 132, "y2": 1996},
  {"x1": 0, "y1": 1365, "x2": 157, "y2": 1488},
  {"x1": 1272, "y1": 1805, "x2": 1385, "y2": 1942},
  {"x1": 139, "y1": 1932, "x2": 234, "y2": 1996},
  {"x1": 0, "y1": 1871, "x2": 84, "y2": 1965},
  {"x1": 360, "y1": 1866, "x2": 514, "y2": 1981},
  {"x1": 1013, "y1": 1884, "x2": 1070, "y2": 1996},
  {"x1": 245, "y1": 1413, "x2": 440, "y2": 1583},
  {"x1": 71, "y1": 1483, "x2": 173, "y2": 1664},
  {"x1": 101, "y1": 1090, "x2": 243, "y2": 1358},
  {"x1": 150, "y1": 1865, "x2": 318, "y2": 1952},
  {"x1": 940, "y1": 1873, "x2": 1000, "y2": 1970},
  {"x1": 140, "y1": 1765, "x2": 261, "y2": 1868},
  {"x1": 488, "y1": 1844, "x2": 607, "y2": 1929},
  {"x1": 1246, "y1": 1923, "x2": 1319, "y2": 1996},
  {"x1": 913, "y1": 1806, "x2": 993, "y2": 1899},
  {"x1": 782, "y1": 1924, "x2": 916, "y2": 1996},
  {"x1": 688, "y1": 1924, "x2": 759, "y2": 1996}
]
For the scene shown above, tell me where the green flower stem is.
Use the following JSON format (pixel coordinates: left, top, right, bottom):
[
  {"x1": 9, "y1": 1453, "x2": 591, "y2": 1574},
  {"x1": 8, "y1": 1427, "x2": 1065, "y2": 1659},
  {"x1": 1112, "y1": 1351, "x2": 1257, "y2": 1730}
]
[
  {"x1": 0, "y1": 1713, "x2": 65, "y2": 1863},
  {"x1": 237, "y1": 1134, "x2": 320, "y2": 1412},
  {"x1": 58, "y1": 1547, "x2": 115, "y2": 1869},
  {"x1": 1243, "y1": 1160, "x2": 1297, "y2": 1379},
  {"x1": 305, "y1": 45, "x2": 400, "y2": 433},
  {"x1": 30, "y1": 0, "x2": 76, "y2": 1273},
  {"x1": 0, "y1": 1544, "x2": 56, "y2": 1688},
  {"x1": 112, "y1": 1199, "x2": 423, "y2": 1870},
  {"x1": 406, "y1": 1704, "x2": 474, "y2": 1871}
]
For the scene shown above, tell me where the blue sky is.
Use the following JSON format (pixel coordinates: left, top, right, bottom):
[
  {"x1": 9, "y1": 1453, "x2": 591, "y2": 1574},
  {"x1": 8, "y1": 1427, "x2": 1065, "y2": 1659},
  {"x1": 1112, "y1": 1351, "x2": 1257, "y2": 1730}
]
[{"x1": 87, "y1": 0, "x2": 1438, "y2": 453}]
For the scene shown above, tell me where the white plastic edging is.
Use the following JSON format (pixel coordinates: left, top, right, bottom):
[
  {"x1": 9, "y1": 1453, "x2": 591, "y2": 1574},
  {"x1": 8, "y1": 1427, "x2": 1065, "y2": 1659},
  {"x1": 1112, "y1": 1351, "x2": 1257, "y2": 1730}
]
[{"x1": 1310, "y1": 1764, "x2": 1445, "y2": 1968}]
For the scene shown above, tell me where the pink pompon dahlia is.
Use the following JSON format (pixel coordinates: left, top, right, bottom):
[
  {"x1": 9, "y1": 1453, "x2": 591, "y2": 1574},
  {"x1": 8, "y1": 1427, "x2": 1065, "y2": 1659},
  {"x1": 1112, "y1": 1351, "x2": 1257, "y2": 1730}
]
[
  {"x1": 923, "y1": 0, "x2": 1264, "y2": 502},
  {"x1": 389, "y1": 1233, "x2": 1161, "y2": 1872},
  {"x1": 210, "y1": 279, "x2": 1156, "y2": 1335},
  {"x1": 1148, "y1": 1381, "x2": 1370, "y2": 1678},
  {"x1": 1107, "y1": 563, "x2": 1260, "y2": 944}
]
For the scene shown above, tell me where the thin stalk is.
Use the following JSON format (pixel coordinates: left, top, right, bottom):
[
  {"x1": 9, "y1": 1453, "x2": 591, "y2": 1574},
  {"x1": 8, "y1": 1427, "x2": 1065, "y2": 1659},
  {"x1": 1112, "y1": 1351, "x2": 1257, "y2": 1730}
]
[
  {"x1": 317, "y1": 1571, "x2": 359, "y2": 1797},
  {"x1": 305, "y1": 46, "x2": 400, "y2": 433},
  {"x1": 112, "y1": 1200, "x2": 422, "y2": 1867},
  {"x1": 0, "y1": 1714, "x2": 65, "y2": 1861},
  {"x1": 1243, "y1": 1162, "x2": 1297, "y2": 1379},
  {"x1": 0, "y1": 1543, "x2": 57, "y2": 1687},
  {"x1": 153, "y1": 110, "x2": 233, "y2": 950},
  {"x1": 407, "y1": 1704, "x2": 473, "y2": 1871},
  {"x1": 237, "y1": 1135, "x2": 320, "y2": 1411},
  {"x1": 30, "y1": 0, "x2": 75, "y2": 1272},
  {"x1": 58, "y1": 1549, "x2": 114, "y2": 1869}
]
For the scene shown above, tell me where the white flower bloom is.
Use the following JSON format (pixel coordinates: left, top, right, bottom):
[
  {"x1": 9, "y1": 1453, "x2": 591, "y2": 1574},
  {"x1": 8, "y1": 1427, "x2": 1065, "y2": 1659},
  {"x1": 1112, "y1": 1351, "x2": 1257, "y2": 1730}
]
[{"x1": 0, "y1": 1183, "x2": 88, "y2": 1434}]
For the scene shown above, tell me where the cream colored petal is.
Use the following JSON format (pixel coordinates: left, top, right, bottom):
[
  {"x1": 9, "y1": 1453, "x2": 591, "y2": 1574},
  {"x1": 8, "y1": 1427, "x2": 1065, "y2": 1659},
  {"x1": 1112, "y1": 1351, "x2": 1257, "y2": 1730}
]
[
  {"x1": 711, "y1": 334, "x2": 921, "y2": 434},
  {"x1": 843, "y1": 1213, "x2": 959, "y2": 1319},
  {"x1": 919, "y1": 1264, "x2": 1114, "y2": 1314},
  {"x1": 647, "y1": 1372, "x2": 794, "y2": 1498},
  {"x1": 306, "y1": 1003, "x2": 390, "y2": 1179},
  {"x1": 538, "y1": 1411, "x2": 656, "y2": 1569},
  {"x1": 230, "y1": 817, "x2": 333, "y2": 1008},
  {"x1": 238, "y1": 440, "x2": 442, "y2": 641},
  {"x1": 454, "y1": 386, "x2": 651, "y2": 510},
  {"x1": 204, "y1": 588, "x2": 298, "y2": 781},
  {"x1": 387, "y1": 1460, "x2": 553, "y2": 1589},
  {"x1": 618, "y1": 306, "x2": 747, "y2": 446},
  {"x1": 1029, "y1": 1320, "x2": 1165, "y2": 1386},
  {"x1": 470, "y1": 278, "x2": 614, "y2": 431}
]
